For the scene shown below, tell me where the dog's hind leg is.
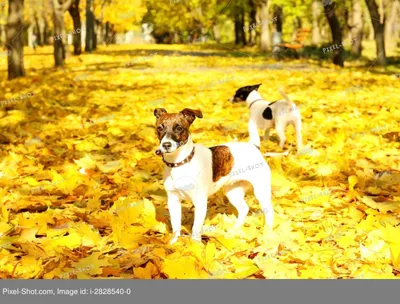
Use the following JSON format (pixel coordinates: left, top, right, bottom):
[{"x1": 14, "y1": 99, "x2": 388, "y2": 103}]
[
  {"x1": 252, "y1": 179, "x2": 274, "y2": 230},
  {"x1": 225, "y1": 186, "x2": 249, "y2": 229},
  {"x1": 263, "y1": 128, "x2": 271, "y2": 141},
  {"x1": 276, "y1": 124, "x2": 286, "y2": 149},
  {"x1": 293, "y1": 118, "x2": 303, "y2": 153}
]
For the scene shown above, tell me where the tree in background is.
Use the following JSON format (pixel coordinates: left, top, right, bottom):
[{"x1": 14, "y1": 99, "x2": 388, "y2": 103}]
[
  {"x1": 365, "y1": 0, "x2": 386, "y2": 66},
  {"x1": 259, "y1": 0, "x2": 270, "y2": 51},
  {"x1": 7, "y1": 0, "x2": 26, "y2": 79},
  {"x1": 51, "y1": 0, "x2": 72, "y2": 67},
  {"x1": 248, "y1": 0, "x2": 257, "y2": 45},
  {"x1": 85, "y1": 0, "x2": 94, "y2": 52},
  {"x1": 350, "y1": 0, "x2": 363, "y2": 57},
  {"x1": 323, "y1": 1, "x2": 344, "y2": 67},
  {"x1": 102, "y1": 0, "x2": 146, "y2": 43},
  {"x1": 311, "y1": 0, "x2": 321, "y2": 44},
  {"x1": 0, "y1": 1, "x2": 7, "y2": 44},
  {"x1": 68, "y1": 0, "x2": 81, "y2": 55},
  {"x1": 384, "y1": 0, "x2": 399, "y2": 48},
  {"x1": 232, "y1": 0, "x2": 247, "y2": 45}
]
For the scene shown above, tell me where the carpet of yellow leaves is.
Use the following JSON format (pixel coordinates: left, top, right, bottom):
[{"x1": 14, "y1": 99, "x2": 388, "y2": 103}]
[{"x1": 0, "y1": 44, "x2": 399, "y2": 279}]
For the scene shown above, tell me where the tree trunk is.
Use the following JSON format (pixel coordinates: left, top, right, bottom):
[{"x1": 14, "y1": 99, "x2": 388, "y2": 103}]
[
  {"x1": 365, "y1": 0, "x2": 387, "y2": 66},
  {"x1": 36, "y1": 15, "x2": 46, "y2": 46},
  {"x1": 260, "y1": 0, "x2": 270, "y2": 51},
  {"x1": 52, "y1": 0, "x2": 72, "y2": 67},
  {"x1": 85, "y1": 0, "x2": 95, "y2": 52},
  {"x1": 350, "y1": 0, "x2": 363, "y2": 57},
  {"x1": 6, "y1": 0, "x2": 26, "y2": 80},
  {"x1": 234, "y1": 12, "x2": 240, "y2": 45},
  {"x1": 248, "y1": 0, "x2": 257, "y2": 45},
  {"x1": 385, "y1": 0, "x2": 399, "y2": 47},
  {"x1": 93, "y1": 19, "x2": 97, "y2": 50},
  {"x1": 0, "y1": 5, "x2": 5, "y2": 44},
  {"x1": 27, "y1": 23, "x2": 33, "y2": 47},
  {"x1": 213, "y1": 24, "x2": 221, "y2": 43},
  {"x1": 68, "y1": 0, "x2": 81, "y2": 55},
  {"x1": 324, "y1": 2, "x2": 344, "y2": 67},
  {"x1": 105, "y1": 21, "x2": 109, "y2": 45},
  {"x1": 234, "y1": 9, "x2": 246, "y2": 45},
  {"x1": 62, "y1": 25, "x2": 70, "y2": 58},
  {"x1": 312, "y1": 0, "x2": 321, "y2": 44}
]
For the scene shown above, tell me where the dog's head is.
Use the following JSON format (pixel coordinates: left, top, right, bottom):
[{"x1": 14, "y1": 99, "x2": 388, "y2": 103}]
[
  {"x1": 154, "y1": 108, "x2": 203, "y2": 154},
  {"x1": 229, "y1": 84, "x2": 261, "y2": 103}
]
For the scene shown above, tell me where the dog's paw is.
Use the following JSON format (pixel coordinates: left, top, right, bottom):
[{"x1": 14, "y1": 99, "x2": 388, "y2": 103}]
[
  {"x1": 191, "y1": 232, "x2": 202, "y2": 242},
  {"x1": 169, "y1": 236, "x2": 179, "y2": 245},
  {"x1": 169, "y1": 233, "x2": 181, "y2": 245}
]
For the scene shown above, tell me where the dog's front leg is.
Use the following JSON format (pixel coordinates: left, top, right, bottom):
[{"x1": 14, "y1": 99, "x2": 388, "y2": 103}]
[
  {"x1": 263, "y1": 128, "x2": 271, "y2": 141},
  {"x1": 167, "y1": 193, "x2": 182, "y2": 244},
  {"x1": 191, "y1": 195, "x2": 208, "y2": 242},
  {"x1": 248, "y1": 119, "x2": 260, "y2": 148}
]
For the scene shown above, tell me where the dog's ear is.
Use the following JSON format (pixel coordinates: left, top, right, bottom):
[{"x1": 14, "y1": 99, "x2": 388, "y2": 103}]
[
  {"x1": 180, "y1": 108, "x2": 203, "y2": 124},
  {"x1": 154, "y1": 108, "x2": 167, "y2": 119},
  {"x1": 252, "y1": 83, "x2": 262, "y2": 91}
]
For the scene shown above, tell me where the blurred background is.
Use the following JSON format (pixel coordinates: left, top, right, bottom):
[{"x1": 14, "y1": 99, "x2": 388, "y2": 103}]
[{"x1": 1, "y1": 0, "x2": 400, "y2": 79}]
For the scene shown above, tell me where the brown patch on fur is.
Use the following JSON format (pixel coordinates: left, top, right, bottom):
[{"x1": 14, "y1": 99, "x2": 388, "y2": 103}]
[{"x1": 209, "y1": 145, "x2": 234, "y2": 182}]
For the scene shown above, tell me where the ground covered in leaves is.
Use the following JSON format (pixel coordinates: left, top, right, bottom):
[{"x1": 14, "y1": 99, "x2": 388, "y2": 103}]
[{"x1": 0, "y1": 44, "x2": 400, "y2": 279}]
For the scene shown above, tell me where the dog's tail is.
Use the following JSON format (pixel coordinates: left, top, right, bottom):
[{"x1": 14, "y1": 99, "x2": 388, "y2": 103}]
[{"x1": 278, "y1": 88, "x2": 295, "y2": 107}]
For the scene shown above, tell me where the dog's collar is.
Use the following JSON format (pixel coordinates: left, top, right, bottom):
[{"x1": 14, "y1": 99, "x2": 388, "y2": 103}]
[
  {"x1": 163, "y1": 147, "x2": 196, "y2": 168},
  {"x1": 248, "y1": 99, "x2": 264, "y2": 110}
]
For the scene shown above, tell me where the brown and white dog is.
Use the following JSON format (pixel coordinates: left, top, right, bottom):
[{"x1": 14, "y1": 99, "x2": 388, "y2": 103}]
[{"x1": 154, "y1": 108, "x2": 274, "y2": 244}]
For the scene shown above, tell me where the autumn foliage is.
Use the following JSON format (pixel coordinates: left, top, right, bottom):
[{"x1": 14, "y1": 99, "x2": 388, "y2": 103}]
[{"x1": 0, "y1": 43, "x2": 400, "y2": 279}]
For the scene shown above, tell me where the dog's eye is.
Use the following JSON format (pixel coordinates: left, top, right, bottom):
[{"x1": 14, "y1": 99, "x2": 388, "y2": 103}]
[
  {"x1": 157, "y1": 125, "x2": 164, "y2": 132},
  {"x1": 175, "y1": 125, "x2": 183, "y2": 132}
]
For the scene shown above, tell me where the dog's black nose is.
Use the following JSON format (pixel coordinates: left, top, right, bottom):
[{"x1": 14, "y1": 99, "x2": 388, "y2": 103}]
[{"x1": 162, "y1": 142, "x2": 172, "y2": 150}]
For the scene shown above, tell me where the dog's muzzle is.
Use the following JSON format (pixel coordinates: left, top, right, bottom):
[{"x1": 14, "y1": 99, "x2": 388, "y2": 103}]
[{"x1": 228, "y1": 96, "x2": 234, "y2": 102}]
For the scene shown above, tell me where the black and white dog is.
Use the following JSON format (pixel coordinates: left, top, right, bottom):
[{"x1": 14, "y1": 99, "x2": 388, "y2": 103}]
[{"x1": 229, "y1": 84, "x2": 303, "y2": 153}]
